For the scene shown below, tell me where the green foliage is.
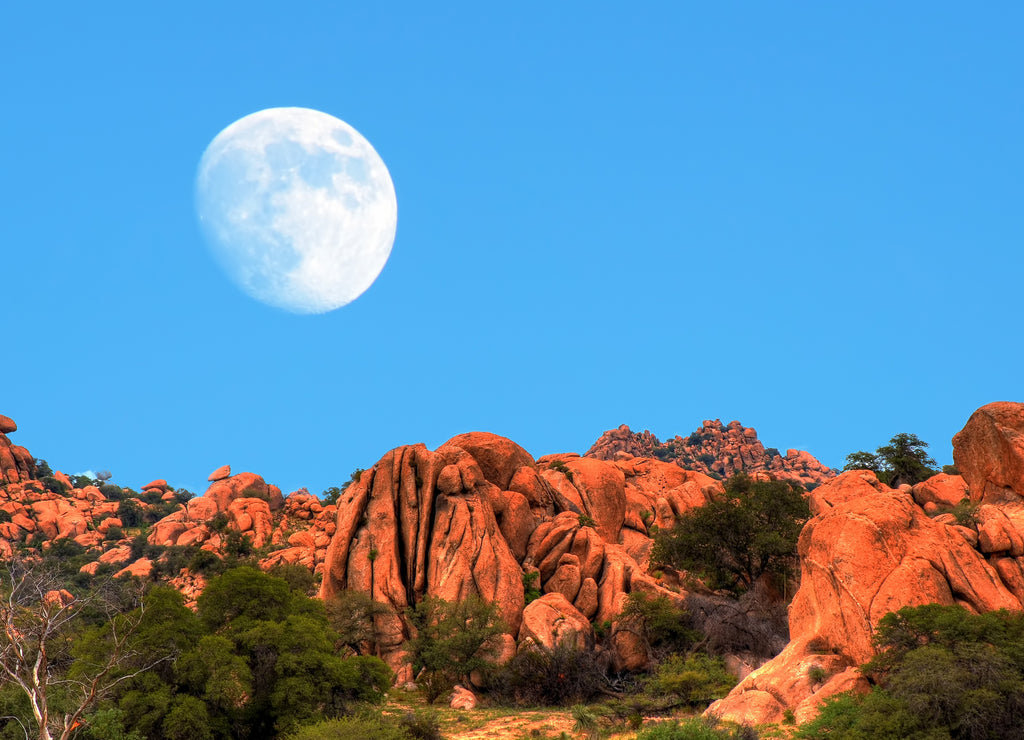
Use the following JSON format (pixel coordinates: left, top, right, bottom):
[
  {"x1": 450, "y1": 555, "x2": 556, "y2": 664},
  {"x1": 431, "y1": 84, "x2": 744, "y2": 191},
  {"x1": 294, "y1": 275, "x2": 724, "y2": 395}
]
[
  {"x1": 798, "y1": 604, "x2": 1024, "y2": 740},
  {"x1": 394, "y1": 708, "x2": 442, "y2": 740},
  {"x1": 108, "y1": 568, "x2": 392, "y2": 740},
  {"x1": 321, "y1": 487, "x2": 343, "y2": 505},
  {"x1": 324, "y1": 589, "x2": 392, "y2": 654},
  {"x1": 807, "y1": 664, "x2": 828, "y2": 684},
  {"x1": 652, "y1": 473, "x2": 810, "y2": 593},
  {"x1": 577, "y1": 513, "x2": 596, "y2": 528},
  {"x1": 619, "y1": 591, "x2": 699, "y2": 657},
  {"x1": 71, "y1": 473, "x2": 97, "y2": 489},
  {"x1": 0, "y1": 510, "x2": 10, "y2": 524},
  {"x1": 100, "y1": 483, "x2": 125, "y2": 500},
  {"x1": 635, "y1": 717, "x2": 757, "y2": 740},
  {"x1": 117, "y1": 499, "x2": 144, "y2": 527},
  {"x1": 104, "y1": 524, "x2": 124, "y2": 541},
  {"x1": 843, "y1": 433, "x2": 938, "y2": 486},
  {"x1": 267, "y1": 563, "x2": 317, "y2": 596},
  {"x1": 41, "y1": 474, "x2": 69, "y2": 494},
  {"x1": 488, "y1": 641, "x2": 606, "y2": 706},
  {"x1": 239, "y1": 486, "x2": 270, "y2": 503},
  {"x1": 33, "y1": 458, "x2": 53, "y2": 479},
  {"x1": 645, "y1": 654, "x2": 737, "y2": 709},
  {"x1": 522, "y1": 571, "x2": 541, "y2": 604},
  {"x1": 548, "y1": 459, "x2": 574, "y2": 482},
  {"x1": 285, "y1": 716, "x2": 410, "y2": 740},
  {"x1": 406, "y1": 594, "x2": 506, "y2": 703}
]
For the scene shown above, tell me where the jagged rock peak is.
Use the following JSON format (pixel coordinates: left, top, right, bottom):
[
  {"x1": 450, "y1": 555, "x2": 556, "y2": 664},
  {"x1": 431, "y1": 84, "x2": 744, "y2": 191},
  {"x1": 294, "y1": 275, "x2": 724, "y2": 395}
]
[{"x1": 586, "y1": 419, "x2": 835, "y2": 488}]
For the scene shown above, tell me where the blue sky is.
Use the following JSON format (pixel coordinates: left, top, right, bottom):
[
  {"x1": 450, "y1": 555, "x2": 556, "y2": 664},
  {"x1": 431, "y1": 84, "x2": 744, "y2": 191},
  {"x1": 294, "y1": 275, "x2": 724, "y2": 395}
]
[{"x1": 3, "y1": 3, "x2": 1021, "y2": 496}]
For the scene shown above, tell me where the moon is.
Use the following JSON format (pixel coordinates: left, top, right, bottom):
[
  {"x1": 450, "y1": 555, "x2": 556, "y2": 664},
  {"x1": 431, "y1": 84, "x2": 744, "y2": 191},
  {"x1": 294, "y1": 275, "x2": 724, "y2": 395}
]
[{"x1": 195, "y1": 107, "x2": 397, "y2": 313}]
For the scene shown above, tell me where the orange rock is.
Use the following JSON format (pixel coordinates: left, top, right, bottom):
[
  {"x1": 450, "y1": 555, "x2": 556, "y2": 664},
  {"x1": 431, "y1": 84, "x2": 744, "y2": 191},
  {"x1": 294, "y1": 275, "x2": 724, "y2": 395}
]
[
  {"x1": 449, "y1": 685, "x2": 477, "y2": 710},
  {"x1": 0, "y1": 415, "x2": 16, "y2": 434},
  {"x1": 115, "y1": 558, "x2": 153, "y2": 579},
  {"x1": 953, "y1": 402, "x2": 1024, "y2": 503},
  {"x1": 518, "y1": 593, "x2": 592, "y2": 650},
  {"x1": 99, "y1": 546, "x2": 133, "y2": 565},
  {"x1": 441, "y1": 432, "x2": 535, "y2": 490},
  {"x1": 806, "y1": 470, "x2": 890, "y2": 514},
  {"x1": 912, "y1": 473, "x2": 970, "y2": 508},
  {"x1": 208, "y1": 464, "x2": 231, "y2": 482},
  {"x1": 142, "y1": 479, "x2": 169, "y2": 492},
  {"x1": 228, "y1": 497, "x2": 273, "y2": 548},
  {"x1": 203, "y1": 472, "x2": 284, "y2": 512}
]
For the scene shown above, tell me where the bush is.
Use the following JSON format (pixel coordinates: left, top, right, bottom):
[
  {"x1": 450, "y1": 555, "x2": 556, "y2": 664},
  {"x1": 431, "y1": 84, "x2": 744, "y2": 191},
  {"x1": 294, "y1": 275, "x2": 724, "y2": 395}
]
[
  {"x1": 326, "y1": 590, "x2": 393, "y2": 654},
  {"x1": 104, "y1": 525, "x2": 124, "y2": 541},
  {"x1": 117, "y1": 500, "x2": 144, "y2": 528},
  {"x1": 406, "y1": 595, "x2": 506, "y2": 703},
  {"x1": 618, "y1": 592, "x2": 699, "y2": 658},
  {"x1": 0, "y1": 510, "x2": 11, "y2": 524},
  {"x1": 286, "y1": 716, "x2": 410, "y2": 740},
  {"x1": 488, "y1": 641, "x2": 605, "y2": 706},
  {"x1": 652, "y1": 473, "x2": 810, "y2": 594},
  {"x1": 395, "y1": 708, "x2": 441, "y2": 740},
  {"x1": 636, "y1": 717, "x2": 757, "y2": 740},
  {"x1": 843, "y1": 433, "x2": 938, "y2": 487},
  {"x1": 100, "y1": 484, "x2": 125, "y2": 501},
  {"x1": 41, "y1": 475, "x2": 69, "y2": 495},
  {"x1": 522, "y1": 571, "x2": 541, "y2": 604},
  {"x1": 187, "y1": 548, "x2": 223, "y2": 576},
  {"x1": 645, "y1": 654, "x2": 736, "y2": 709}
]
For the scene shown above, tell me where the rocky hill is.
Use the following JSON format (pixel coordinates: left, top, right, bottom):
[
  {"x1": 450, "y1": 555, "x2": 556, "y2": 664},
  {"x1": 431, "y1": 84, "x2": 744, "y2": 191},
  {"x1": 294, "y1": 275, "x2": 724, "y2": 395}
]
[
  {"x1": 4, "y1": 404, "x2": 1024, "y2": 729},
  {"x1": 586, "y1": 420, "x2": 836, "y2": 488}
]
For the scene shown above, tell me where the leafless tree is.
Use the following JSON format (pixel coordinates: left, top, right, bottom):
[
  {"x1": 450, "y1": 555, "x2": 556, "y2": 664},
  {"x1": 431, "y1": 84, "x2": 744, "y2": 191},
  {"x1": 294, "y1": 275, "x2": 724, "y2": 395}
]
[{"x1": 0, "y1": 558, "x2": 168, "y2": 740}]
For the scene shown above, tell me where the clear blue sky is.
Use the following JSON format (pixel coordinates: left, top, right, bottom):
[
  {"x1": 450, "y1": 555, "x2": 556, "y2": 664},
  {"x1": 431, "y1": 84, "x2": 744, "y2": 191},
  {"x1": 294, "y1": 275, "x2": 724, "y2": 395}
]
[{"x1": 3, "y1": 3, "x2": 1021, "y2": 496}]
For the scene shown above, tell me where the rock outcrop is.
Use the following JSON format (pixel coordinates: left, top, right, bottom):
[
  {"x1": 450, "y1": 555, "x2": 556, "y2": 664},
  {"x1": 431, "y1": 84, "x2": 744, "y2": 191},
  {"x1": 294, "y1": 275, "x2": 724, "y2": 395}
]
[
  {"x1": 587, "y1": 420, "x2": 835, "y2": 488},
  {"x1": 319, "y1": 433, "x2": 719, "y2": 680},
  {"x1": 953, "y1": 401, "x2": 1024, "y2": 504},
  {"x1": 709, "y1": 406, "x2": 1024, "y2": 726}
]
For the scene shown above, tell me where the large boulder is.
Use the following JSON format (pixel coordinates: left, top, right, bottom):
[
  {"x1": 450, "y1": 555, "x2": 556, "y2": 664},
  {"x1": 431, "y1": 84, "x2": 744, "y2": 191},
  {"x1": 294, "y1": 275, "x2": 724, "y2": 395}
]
[
  {"x1": 440, "y1": 432, "x2": 535, "y2": 490},
  {"x1": 518, "y1": 593, "x2": 593, "y2": 651},
  {"x1": 204, "y1": 472, "x2": 284, "y2": 513},
  {"x1": 953, "y1": 402, "x2": 1024, "y2": 503}
]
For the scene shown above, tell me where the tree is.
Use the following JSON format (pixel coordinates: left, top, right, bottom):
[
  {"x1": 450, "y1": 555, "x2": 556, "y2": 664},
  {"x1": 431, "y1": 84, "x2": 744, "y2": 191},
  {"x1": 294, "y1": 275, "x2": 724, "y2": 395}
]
[
  {"x1": 843, "y1": 433, "x2": 937, "y2": 487},
  {"x1": 406, "y1": 595, "x2": 506, "y2": 703},
  {"x1": 0, "y1": 560, "x2": 167, "y2": 740},
  {"x1": 651, "y1": 473, "x2": 810, "y2": 594}
]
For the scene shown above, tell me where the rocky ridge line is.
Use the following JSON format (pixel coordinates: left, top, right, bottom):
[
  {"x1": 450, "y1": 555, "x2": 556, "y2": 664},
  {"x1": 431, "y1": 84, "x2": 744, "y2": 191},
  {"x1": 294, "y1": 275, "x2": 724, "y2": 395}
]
[{"x1": 586, "y1": 420, "x2": 836, "y2": 488}]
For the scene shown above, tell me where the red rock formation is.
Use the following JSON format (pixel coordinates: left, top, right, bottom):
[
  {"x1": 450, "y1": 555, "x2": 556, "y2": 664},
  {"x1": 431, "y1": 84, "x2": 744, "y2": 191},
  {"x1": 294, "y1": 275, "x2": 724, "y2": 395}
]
[
  {"x1": 709, "y1": 417, "x2": 1024, "y2": 727},
  {"x1": 587, "y1": 420, "x2": 835, "y2": 488},
  {"x1": 953, "y1": 401, "x2": 1024, "y2": 504}
]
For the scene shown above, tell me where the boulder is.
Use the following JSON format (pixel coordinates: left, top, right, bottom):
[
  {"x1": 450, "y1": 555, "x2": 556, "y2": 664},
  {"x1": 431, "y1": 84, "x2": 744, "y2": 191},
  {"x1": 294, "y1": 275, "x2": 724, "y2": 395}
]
[
  {"x1": 953, "y1": 401, "x2": 1024, "y2": 503},
  {"x1": 518, "y1": 593, "x2": 592, "y2": 651},
  {"x1": 440, "y1": 432, "x2": 535, "y2": 490},
  {"x1": 912, "y1": 473, "x2": 970, "y2": 508},
  {"x1": 449, "y1": 685, "x2": 477, "y2": 710},
  {"x1": 204, "y1": 472, "x2": 284, "y2": 512},
  {"x1": 0, "y1": 415, "x2": 16, "y2": 434},
  {"x1": 208, "y1": 464, "x2": 231, "y2": 482}
]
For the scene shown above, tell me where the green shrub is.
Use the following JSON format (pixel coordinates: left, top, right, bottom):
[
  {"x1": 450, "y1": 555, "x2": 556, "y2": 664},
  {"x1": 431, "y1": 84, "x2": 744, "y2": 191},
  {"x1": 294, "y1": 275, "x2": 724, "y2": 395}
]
[
  {"x1": 619, "y1": 592, "x2": 699, "y2": 657},
  {"x1": 406, "y1": 594, "x2": 507, "y2": 703},
  {"x1": 0, "y1": 510, "x2": 11, "y2": 524},
  {"x1": 548, "y1": 460, "x2": 574, "y2": 482},
  {"x1": 41, "y1": 475, "x2": 69, "y2": 495},
  {"x1": 100, "y1": 483, "x2": 125, "y2": 501},
  {"x1": 645, "y1": 654, "x2": 736, "y2": 708},
  {"x1": 807, "y1": 665, "x2": 827, "y2": 684},
  {"x1": 522, "y1": 570, "x2": 541, "y2": 604},
  {"x1": 104, "y1": 525, "x2": 124, "y2": 541},
  {"x1": 636, "y1": 717, "x2": 757, "y2": 740},
  {"x1": 117, "y1": 500, "x2": 144, "y2": 528},
  {"x1": 577, "y1": 513, "x2": 597, "y2": 529},
  {"x1": 187, "y1": 548, "x2": 223, "y2": 576},
  {"x1": 488, "y1": 641, "x2": 605, "y2": 706},
  {"x1": 240, "y1": 485, "x2": 270, "y2": 502},
  {"x1": 286, "y1": 717, "x2": 410, "y2": 740},
  {"x1": 395, "y1": 708, "x2": 441, "y2": 740}
]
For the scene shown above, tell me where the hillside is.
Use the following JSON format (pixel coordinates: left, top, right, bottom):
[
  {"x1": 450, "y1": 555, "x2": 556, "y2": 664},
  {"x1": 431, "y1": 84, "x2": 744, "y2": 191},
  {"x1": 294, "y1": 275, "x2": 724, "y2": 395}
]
[{"x1": 3, "y1": 404, "x2": 1024, "y2": 736}]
